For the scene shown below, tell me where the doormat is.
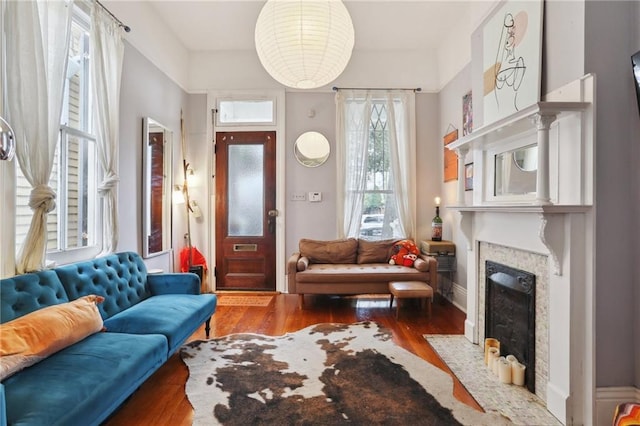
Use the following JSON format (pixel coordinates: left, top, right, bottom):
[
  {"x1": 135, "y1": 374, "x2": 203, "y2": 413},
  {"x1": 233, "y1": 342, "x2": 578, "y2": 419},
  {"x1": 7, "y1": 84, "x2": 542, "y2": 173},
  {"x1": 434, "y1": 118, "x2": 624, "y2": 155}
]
[{"x1": 216, "y1": 294, "x2": 274, "y2": 307}]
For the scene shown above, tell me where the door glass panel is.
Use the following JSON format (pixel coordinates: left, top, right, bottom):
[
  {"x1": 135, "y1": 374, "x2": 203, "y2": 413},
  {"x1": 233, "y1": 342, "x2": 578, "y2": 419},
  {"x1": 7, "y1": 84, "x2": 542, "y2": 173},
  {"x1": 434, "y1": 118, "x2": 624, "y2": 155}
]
[{"x1": 228, "y1": 144, "x2": 264, "y2": 236}]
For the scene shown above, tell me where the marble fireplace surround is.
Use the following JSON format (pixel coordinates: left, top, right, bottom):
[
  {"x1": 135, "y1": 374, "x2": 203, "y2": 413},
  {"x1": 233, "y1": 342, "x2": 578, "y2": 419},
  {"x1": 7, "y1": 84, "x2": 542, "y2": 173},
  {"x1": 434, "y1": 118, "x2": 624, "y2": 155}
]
[
  {"x1": 448, "y1": 76, "x2": 596, "y2": 425},
  {"x1": 456, "y1": 209, "x2": 594, "y2": 426},
  {"x1": 478, "y1": 242, "x2": 549, "y2": 401}
]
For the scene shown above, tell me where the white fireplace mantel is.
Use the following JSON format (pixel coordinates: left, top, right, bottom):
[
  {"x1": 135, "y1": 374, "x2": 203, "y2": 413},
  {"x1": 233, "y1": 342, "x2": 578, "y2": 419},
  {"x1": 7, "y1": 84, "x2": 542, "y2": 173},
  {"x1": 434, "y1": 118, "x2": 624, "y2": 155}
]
[
  {"x1": 450, "y1": 75, "x2": 596, "y2": 426},
  {"x1": 450, "y1": 205, "x2": 590, "y2": 276},
  {"x1": 447, "y1": 101, "x2": 590, "y2": 151}
]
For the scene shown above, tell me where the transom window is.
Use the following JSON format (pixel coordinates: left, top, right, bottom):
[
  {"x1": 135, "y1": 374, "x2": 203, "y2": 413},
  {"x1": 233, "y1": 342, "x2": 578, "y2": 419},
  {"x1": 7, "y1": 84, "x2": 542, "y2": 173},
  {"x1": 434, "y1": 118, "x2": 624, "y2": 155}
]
[{"x1": 216, "y1": 99, "x2": 275, "y2": 126}]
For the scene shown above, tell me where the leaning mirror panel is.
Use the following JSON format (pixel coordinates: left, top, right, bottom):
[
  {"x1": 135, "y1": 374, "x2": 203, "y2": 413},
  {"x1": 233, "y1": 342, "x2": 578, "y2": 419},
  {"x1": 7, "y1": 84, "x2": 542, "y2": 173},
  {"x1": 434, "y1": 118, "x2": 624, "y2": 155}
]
[
  {"x1": 142, "y1": 118, "x2": 172, "y2": 258},
  {"x1": 294, "y1": 131, "x2": 330, "y2": 167},
  {"x1": 494, "y1": 144, "x2": 538, "y2": 196}
]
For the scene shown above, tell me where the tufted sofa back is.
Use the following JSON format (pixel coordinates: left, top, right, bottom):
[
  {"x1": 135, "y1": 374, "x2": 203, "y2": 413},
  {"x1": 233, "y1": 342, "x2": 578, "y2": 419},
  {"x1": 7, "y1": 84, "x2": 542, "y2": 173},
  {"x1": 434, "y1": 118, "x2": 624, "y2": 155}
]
[
  {"x1": 1, "y1": 252, "x2": 151, "y2": 322},
  {"x1": 55, "y1": 252, "x2": 151, "y2": 320},
  {"x1": 0, "y1": 270, "x2": 70, "y2": 323}
]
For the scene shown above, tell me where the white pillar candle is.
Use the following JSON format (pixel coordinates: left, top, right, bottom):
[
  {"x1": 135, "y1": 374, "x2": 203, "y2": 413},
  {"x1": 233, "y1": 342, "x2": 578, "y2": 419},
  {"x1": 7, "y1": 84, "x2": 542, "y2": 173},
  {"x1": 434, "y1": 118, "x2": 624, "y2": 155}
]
[
  {"x1": 493, "y1": 355, "x2": 505, "y2": 376},
  {"x1": 498, "y1": 357, "x2": 512, "y2": 383},
  {"x1": 506, "y1": 354, "x2": 517, "y2": 364},
  {"x1": 512, "y1": 362, "x2": 526, "y2": 386},
  {"x1": 488, "y1": 347, "x2": 500, "y2": 372},
  {"x1": 484, "y1": 338, "x2": 500, "y2": 365}
]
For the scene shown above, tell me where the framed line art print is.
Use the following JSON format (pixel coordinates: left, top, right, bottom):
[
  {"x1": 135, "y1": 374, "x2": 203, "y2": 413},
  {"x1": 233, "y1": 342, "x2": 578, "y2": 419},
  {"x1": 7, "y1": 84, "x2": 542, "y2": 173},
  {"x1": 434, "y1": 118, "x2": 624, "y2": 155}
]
[{"x1": 481, "y1": 0, "x2": 543, "y2": 126}]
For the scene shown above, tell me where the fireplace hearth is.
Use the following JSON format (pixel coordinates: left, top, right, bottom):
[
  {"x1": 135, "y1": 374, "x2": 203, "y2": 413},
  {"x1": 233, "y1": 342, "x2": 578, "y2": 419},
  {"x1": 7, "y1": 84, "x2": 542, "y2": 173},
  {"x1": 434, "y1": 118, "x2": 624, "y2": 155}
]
[{"x1": 485, "y1": 260, "x2": 536, "y2": 393}]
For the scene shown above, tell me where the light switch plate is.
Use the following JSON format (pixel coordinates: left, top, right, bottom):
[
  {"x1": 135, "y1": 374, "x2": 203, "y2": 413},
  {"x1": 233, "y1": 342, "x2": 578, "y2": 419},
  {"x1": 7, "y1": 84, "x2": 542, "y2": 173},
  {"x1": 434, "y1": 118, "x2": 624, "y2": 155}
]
[{"x1": 291, "y1": 193, "x2": 306, "y2": 201}]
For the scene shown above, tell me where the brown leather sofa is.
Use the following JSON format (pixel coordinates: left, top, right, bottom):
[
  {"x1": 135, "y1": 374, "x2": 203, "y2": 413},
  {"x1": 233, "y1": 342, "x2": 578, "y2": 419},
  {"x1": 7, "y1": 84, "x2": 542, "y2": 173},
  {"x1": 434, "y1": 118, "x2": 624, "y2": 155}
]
[{"x1": 287, "y1": 238, "x2": 437, "y2": 308}]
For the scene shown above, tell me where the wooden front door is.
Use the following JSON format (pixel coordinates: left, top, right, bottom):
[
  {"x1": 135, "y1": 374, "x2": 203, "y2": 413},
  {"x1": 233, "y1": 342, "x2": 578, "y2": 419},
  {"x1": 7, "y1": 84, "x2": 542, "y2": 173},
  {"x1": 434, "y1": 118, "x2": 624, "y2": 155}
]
[{"x1": 215, "y1": 131, "x2": 277, "y2": 291}]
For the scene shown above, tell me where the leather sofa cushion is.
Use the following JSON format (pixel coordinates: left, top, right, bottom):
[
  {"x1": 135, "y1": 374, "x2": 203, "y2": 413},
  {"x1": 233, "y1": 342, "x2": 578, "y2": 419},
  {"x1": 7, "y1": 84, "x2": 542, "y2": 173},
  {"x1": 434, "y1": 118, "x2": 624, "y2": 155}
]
[
  {"x1": 299, "y1": 238, "x2": 358, "y2": 264},
  {"x1": 357, "y1": 239, "x2": 397, "y2": 264},
  {"x1": 296, "y1": 263, "x2": 428, "y2": 283}
]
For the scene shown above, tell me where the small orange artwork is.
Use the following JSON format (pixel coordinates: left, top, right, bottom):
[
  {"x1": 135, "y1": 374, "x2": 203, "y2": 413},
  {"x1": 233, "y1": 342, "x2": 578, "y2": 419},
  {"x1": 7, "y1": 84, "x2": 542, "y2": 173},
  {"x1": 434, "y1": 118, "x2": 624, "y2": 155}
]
[{"x1": 443, "y1": 129, "x2": 458, "y2": 182}]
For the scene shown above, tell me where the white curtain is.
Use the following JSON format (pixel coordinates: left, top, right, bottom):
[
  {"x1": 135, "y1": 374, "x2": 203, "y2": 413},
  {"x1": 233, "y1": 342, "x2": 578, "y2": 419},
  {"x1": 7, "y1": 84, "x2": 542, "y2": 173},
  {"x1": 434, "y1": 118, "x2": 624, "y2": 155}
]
[
  {"x1": 385, "y1": 92, "x2": 417, "y2": 239},
  {"x1": 336, "y1": 90, "x2": 416, "y2": 240},
  {"x1": 335, "y1": 90, "x2": 372, "y2": 238},
  {"x1": 6, "y1": 1, "x2": 73, "y2": 273},
  {"x1": 91, "y1": 3, "x2": 124, "y2": 255}
]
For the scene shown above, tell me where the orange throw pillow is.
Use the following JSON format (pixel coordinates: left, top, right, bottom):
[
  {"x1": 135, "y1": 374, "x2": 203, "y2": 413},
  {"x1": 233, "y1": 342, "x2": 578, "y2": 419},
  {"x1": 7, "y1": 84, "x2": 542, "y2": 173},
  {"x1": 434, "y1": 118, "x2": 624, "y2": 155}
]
[{"x1": 0, "y1": 295, "x2": 104, "y2": 381}]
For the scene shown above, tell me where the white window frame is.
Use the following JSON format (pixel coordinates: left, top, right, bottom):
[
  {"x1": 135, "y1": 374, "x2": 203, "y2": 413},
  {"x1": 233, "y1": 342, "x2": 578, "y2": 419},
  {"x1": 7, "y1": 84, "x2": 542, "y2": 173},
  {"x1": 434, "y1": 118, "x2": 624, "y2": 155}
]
[{"x1": 12, "y1": 3, "x2": 102, "y2": 267}]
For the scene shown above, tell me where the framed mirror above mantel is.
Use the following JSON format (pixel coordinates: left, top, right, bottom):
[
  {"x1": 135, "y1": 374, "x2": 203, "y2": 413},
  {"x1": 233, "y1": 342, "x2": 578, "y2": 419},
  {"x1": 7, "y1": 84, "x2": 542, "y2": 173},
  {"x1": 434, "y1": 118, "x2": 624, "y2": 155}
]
[
  {"x1": 447, "y1": 99, "x2": 591, "y2": 208},
  {"x1": 142, "y1": 117, "x2": 173, "y2": 258},
  {"x1": 445, "y1": 74, "x2": 596, "y2": 269}
]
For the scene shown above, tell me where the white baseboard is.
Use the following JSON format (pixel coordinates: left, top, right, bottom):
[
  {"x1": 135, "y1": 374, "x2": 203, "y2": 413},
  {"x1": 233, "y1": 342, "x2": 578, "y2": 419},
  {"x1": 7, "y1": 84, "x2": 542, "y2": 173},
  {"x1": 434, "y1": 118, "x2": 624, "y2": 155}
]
[
  {"x1": 595, "y1": 386, "x2": 640, "y2": 426},
  {"x1": 450, "y1": 281, "x2": 466, "y2": 312}
]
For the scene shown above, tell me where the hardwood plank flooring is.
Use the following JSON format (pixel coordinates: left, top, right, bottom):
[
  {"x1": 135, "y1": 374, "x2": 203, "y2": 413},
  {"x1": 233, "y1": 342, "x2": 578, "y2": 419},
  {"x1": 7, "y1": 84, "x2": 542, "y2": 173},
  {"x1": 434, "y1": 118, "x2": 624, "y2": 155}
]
[{"x1": 103, "y1": 294, "x2": 480, "y2": 425}]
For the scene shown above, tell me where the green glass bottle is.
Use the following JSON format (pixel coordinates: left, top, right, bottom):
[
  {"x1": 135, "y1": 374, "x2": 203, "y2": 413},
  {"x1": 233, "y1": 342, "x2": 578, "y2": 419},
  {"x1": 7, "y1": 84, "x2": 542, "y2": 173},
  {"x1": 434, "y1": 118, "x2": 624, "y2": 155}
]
[{"x1": 431, "y1": 205, "x2": 442, "y2": 241}]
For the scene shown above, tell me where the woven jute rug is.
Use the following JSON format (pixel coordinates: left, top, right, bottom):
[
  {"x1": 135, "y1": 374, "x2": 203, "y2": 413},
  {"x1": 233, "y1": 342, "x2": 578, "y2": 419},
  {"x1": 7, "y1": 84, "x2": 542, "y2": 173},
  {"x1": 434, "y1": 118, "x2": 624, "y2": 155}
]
[
  {"x1": 180, "y1": 322, "x2": 512, "y2": 425},
  {"x1": 215, "y1": 294, "x2": 274, "y2": 307}
]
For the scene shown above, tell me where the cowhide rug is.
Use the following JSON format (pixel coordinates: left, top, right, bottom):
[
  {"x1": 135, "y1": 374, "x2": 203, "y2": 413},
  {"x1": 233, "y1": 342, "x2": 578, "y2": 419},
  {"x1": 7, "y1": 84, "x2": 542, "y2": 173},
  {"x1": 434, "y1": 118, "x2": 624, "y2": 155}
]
[{"x1": 180, "y1": 321, "x2": 512, "y2": 425}]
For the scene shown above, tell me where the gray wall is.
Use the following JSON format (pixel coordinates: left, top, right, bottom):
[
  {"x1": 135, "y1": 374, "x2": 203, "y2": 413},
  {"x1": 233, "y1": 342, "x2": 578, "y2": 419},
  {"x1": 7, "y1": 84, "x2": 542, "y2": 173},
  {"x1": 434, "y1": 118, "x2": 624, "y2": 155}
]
[
  {"x1": 284, "y1": 92, "x2": 441, "y2": 260},
  {"x1": 285, "y1": 92, "x2": 338, "y2": 257},
  {"x1": 437, "y1": 64, "x2": 472, "y2": 292},
  {"x1": 118, "y1": 42, "x2": 189, "y2": 272},
  {"x1": 584, "y1": 0, "x2": 639, "y2": 389}
]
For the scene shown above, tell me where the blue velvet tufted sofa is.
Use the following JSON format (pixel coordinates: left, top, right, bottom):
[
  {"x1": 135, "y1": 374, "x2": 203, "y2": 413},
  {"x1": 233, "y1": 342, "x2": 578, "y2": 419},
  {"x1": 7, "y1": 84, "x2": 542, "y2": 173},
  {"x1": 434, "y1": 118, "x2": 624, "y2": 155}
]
[{"x1": 0, "y1": 251, "x2": 217, "y2": 426}]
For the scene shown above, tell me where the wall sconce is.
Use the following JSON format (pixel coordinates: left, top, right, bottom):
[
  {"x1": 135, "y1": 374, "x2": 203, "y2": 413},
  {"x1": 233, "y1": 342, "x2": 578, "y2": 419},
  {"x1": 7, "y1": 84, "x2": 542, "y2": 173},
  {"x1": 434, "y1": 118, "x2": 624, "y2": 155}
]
[
  {"x1": 173, "y1": 185, "x2": 185, "y2": 204},
  {"x1": 0, "y1": 116, "x2": 16, "y2": 161},
  {"x1": 189, "y1": 200, "x2": 202, "y2": 219}
]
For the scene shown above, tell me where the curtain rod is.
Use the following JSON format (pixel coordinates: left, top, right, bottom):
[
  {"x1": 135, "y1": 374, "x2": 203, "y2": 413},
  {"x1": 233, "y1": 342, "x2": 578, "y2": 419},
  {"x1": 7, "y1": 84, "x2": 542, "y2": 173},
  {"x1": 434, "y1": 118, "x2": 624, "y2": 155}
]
[
  {"x1": 332, "y1": 86, "x2": 421, "y2": 92},
  {"x1": 96, "y1": 0, "x2": 131, "y2": 32}
]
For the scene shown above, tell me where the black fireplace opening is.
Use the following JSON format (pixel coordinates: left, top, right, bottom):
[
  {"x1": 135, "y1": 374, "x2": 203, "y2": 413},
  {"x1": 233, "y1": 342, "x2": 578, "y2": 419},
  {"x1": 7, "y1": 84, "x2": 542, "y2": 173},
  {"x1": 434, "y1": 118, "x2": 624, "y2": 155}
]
[{"x1": 485, "y1": 261, "x2": 536, "y2": 393}]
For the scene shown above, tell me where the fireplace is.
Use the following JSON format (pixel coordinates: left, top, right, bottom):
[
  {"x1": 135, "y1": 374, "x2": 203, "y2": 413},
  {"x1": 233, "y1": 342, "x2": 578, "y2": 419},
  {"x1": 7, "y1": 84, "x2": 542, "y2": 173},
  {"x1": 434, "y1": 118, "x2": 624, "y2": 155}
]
[{"x1": 485, "y1": 260, "x2": 536, "y2": 393}]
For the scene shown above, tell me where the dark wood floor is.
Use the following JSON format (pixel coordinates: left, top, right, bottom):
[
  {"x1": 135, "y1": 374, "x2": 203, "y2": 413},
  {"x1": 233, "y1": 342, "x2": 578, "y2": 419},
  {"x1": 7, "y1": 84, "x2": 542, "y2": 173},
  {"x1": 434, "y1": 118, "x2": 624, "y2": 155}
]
[{"x1": 104, "y1": 293, "x2": 480, "y2": 425}]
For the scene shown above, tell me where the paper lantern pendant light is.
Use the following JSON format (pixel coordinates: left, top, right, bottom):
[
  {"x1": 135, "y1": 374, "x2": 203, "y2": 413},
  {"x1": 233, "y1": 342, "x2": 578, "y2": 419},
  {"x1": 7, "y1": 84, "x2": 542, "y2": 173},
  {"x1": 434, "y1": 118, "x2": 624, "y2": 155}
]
[{"x1": 255, "y1": 0, "x2": 355, "y2": 89}]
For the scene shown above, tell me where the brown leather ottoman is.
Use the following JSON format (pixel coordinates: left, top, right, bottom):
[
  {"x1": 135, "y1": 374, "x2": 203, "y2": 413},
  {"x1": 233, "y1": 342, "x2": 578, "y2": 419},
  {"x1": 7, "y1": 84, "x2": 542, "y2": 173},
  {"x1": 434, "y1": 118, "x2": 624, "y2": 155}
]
[{"x1": 389, "y1": 281, "x2": 433, "y2": 319}]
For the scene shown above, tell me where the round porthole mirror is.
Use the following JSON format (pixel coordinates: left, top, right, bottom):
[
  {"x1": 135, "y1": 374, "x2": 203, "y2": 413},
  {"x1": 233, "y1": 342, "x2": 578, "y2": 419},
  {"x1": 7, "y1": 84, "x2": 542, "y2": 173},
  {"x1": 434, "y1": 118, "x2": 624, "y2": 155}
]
[{"x1": 294, "y1": 131, "x2": 330, "y2": 167}]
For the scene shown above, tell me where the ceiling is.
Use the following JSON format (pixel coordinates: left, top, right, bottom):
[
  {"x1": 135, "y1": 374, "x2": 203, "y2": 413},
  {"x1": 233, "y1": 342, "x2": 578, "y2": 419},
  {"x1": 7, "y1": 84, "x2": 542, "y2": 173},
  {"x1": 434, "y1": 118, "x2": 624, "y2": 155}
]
[
  {"x1": 105, "y1": 0, "x2": 498, "y2": 91},
  {"x1": 142, "y1": 0, "x2": 492, "y2": 53}
]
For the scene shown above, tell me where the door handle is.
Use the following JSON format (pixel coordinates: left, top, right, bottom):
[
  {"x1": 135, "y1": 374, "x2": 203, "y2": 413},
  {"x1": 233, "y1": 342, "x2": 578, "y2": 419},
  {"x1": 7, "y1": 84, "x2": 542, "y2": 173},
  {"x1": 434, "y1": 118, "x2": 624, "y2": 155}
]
[{"x1": 267, "y1": 209, "x2": 278, "y2": 234}]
